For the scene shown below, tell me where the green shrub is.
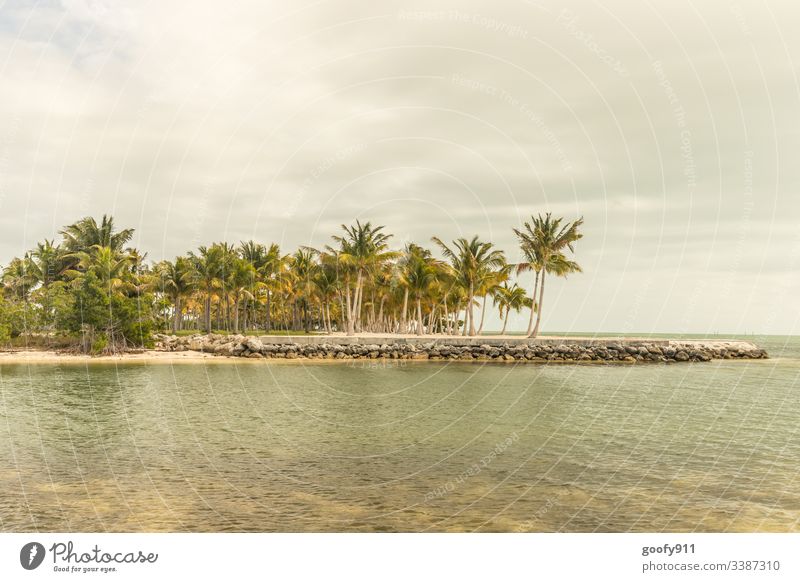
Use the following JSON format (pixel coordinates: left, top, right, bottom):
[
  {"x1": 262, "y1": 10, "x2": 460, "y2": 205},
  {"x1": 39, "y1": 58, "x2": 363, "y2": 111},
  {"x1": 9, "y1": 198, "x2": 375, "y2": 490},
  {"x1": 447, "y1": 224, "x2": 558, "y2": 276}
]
[{"x1": 90, "y1": 334, "x2": 108, "y2": 354}]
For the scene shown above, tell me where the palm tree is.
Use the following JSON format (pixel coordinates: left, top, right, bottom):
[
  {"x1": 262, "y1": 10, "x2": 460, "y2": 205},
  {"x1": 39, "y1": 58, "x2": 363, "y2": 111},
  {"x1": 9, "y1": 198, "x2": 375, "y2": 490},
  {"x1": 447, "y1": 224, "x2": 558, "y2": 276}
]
[
  {"x1": 1, "y1": 257, "x2": 36, "y2": 300},
  {"x1": 189, "y1": 245, "x2": 224, "y2": 333},
  {"x1": 396, "y1": 243, "x2": 426, "y2": 334},
  {"x1": 475, "y1": 261, "x2": 509, "y2": 335},
  {"x1": 400, "y1": 245, "x2": 440, "y2": 335},
  {"x1": 513, "y1": 232, "x2": 543, "y2": 336},
  {"x1": 261, "y1": 244, "x2": 285, "y2": 332},
  {"x1": 433, "y1": 262, "x2": 459, "y2": 335},
  {"x1": 228, "y1": 258, "x2": 256, "y2": 333},
  {"x1": 126, "y1": 248, "x2": 152, "y2": 297},
  {"x1": 290, "y1": 249, "x2": 319, "y2": 332},
  {"x1": 313, "y1": 261, "x2": 339, "y2": 332},
  {"x1": 24, "y1": 240, "x2": 69, "y2": 330},
  {"x1": 238, "y1": 241, "x2": 266, "y2": 330},
  {"x1": 239, "y1": 240, "x2": 265, "y2": 267},
  {"x1": 212, "y1": 242, "x2": 238, "y2": 331},
  {"x1": 158, "y1": 257, "x2": 194, "y2": 332},
  {"x1": 493, "y1": 282, "x2": 532, "y2": 335},
  {"x1": 515, "y1": 213, "x2": 583, "y2": 338},
  {"x1": 369, "y1": 264, "x2": 394, "y2": 332},
  {"x1": 61, "y1": 215, "x2": 134, "y2": 253},
  {"x1": 27, "y1": 240, "x2": 67, "y2": 288},
  {"x1": 59, "y1": 215, "x2": 136, "y2": 281},
  {"x1": 0, "y1": 212, "x2": 591, "y2": 343},
  {"x1": 331, "y1": 221, "x2": 395, "y2": 335},
  {"x1": 67, "y1": 245, "x2": 134, "y2": 292},
  {"x1": 432, "y1": 235, "x2": 506, "y2": 336}
]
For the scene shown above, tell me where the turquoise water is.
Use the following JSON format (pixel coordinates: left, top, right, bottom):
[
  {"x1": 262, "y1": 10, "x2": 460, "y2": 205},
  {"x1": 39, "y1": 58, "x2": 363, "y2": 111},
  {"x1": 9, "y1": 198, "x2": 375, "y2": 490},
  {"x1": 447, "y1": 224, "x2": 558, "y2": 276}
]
[{"x1": 1, "y1": 335, "x2": 798, "y2": 532}]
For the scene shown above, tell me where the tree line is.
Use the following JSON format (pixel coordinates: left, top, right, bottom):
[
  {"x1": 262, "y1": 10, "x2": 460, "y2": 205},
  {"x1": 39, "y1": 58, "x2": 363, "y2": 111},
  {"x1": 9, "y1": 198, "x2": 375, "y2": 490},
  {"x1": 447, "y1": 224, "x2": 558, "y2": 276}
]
[{"x1": 0, "y1": 214, "x2": 583, "y2": 352}]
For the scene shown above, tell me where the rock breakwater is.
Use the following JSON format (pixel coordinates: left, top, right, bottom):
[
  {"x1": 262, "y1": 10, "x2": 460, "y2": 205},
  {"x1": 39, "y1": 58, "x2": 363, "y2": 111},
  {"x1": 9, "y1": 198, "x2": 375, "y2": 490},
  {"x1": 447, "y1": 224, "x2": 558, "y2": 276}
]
[{"x1": 153, "y1": 335, "x2": 768, "y2": 363}]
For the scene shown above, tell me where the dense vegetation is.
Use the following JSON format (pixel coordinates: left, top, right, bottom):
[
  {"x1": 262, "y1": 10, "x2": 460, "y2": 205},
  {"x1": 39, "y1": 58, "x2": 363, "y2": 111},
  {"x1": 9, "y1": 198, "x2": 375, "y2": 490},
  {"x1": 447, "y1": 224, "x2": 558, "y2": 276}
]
[{"x1": 0, "y1": 214, "x2": 582, "y2": 352}]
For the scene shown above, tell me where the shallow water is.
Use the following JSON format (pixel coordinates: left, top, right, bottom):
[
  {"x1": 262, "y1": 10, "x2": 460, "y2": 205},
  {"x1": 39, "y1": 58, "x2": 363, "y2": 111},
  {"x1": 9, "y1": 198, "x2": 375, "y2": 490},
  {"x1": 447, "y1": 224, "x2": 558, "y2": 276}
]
[{"x1": 1, "y1": 335, "x2": 798, "y2": 532}]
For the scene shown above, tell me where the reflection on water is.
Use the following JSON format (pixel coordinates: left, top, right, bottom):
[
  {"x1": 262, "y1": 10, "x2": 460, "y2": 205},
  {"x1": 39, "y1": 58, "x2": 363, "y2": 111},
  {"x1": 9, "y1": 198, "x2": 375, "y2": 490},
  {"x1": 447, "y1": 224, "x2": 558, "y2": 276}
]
[{"x1": 1, "y1": 336, "x2": 799, "y2": 532}]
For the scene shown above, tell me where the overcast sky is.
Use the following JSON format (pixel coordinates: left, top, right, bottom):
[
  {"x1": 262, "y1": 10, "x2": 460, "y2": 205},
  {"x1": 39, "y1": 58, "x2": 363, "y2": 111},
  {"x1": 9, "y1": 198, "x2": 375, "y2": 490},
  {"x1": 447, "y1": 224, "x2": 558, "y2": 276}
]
[{"x1": 1, "y1": 0, "x2": 798, "y2": 335}]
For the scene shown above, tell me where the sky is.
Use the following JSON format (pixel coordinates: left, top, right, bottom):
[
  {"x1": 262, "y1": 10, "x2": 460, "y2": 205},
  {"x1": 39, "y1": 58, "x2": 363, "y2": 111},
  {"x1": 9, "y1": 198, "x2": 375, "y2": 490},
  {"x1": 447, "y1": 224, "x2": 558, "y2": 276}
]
[{"x1": 0, "y1": 0, "x2": 798, "y2": 335}]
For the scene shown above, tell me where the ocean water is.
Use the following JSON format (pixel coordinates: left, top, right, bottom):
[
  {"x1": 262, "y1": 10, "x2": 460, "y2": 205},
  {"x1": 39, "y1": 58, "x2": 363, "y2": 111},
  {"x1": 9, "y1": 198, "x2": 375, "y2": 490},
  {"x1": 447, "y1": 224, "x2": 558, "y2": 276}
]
[{"x1": 1, "y1": 335, "x2": 798, "y2": 532}]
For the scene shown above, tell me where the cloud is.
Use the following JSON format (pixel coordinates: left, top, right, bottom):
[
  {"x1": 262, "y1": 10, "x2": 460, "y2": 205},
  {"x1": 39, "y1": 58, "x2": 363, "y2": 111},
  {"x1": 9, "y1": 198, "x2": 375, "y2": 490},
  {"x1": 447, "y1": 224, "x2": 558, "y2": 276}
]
[{"x1": 0, "y1": 0, "x2": 798, "y2": 334}]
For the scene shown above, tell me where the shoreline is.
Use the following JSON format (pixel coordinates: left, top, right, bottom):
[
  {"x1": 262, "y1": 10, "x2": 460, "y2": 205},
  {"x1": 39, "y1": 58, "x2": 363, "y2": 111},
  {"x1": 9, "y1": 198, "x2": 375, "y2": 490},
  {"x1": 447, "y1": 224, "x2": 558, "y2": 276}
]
[{"x1": 0, "y1": 334, "x2": 769, "y2": 365}]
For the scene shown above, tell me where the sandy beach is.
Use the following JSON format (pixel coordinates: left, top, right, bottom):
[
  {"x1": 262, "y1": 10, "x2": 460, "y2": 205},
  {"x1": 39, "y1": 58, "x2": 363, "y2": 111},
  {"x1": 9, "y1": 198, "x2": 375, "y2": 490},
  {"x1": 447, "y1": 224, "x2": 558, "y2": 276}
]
[{"x1": 0, "y1": 349, "x2": 223, "y2": 364}]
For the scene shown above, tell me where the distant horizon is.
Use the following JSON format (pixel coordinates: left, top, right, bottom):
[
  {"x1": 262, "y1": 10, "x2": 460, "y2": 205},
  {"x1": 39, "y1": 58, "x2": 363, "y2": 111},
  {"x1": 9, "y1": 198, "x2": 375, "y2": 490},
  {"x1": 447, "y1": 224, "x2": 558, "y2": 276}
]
[{"x1": 481, "y1": 330, "x2": 798, "y2": 338}]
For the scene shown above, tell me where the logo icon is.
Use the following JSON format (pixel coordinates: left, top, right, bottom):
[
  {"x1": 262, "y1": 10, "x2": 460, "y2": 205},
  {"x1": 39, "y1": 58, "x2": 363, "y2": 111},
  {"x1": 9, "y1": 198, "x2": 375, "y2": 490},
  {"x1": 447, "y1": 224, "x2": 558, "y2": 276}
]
[{"x1": 20, "y1": 542, "x2": 46, "y2": 570}]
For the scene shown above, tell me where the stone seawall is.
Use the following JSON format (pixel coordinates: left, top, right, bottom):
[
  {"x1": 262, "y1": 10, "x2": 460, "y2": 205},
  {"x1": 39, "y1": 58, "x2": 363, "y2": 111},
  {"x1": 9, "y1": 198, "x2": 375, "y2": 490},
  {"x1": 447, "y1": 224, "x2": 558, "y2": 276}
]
[{"x1": 154, "y1": 334, "x2": 768, "y2": 363}]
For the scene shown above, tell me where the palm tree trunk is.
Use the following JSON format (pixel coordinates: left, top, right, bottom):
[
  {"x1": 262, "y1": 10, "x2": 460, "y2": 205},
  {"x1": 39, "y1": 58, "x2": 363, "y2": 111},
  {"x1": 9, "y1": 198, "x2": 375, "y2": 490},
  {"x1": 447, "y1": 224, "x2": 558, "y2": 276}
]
[
  {"x1": 172, "y1": 295, "x2": 180, "y2": 334},
  {"x1": 225, "y1": 294, "x2": 231, "y2": 332},
  {"x1": 477, "y1": 295, "x2": 488, "y2": 335},
  {"x1": 467, "y1": 284, "x2": 475, "y2": 336},
  {"x1": 338, "y1": 292, "x2": 346, "y2": 332},
  {"x1": 399, "y1": 288, "x2": 409, "y2": 333},
  {"x1": 351, "y1": 274, "x2": 360, "y2": 331},
  {"x1": 416, "y1": 297, "x2": 423, "y2": 335},
  {"x1": 204, "y1": 294, "x2": 212, "y2": 333},
  {"x1": 526, "y1": 271, "x2": 540, "y2": 336},
  {"x1": 345, "y1": 275, "x2": 355, "y2": 335},
  {"x1": 501, "y1": 308, "x2": 509, "y2": 335},
  {"x1": 354, "y1": 273, "x2": 364, "y2": 332},
  {"x1": 369, "y1": 290, "x2": 376, "y2": 331},
  {"x1": 264, "y1": 289, "x2": 272, "y2": 333},
  {"x1": 531, "y1": 270, "x2": 546, "y2": 338},
  {"x1": 355, "y1": 275, "x2": 363, "y2": 329},
  {"x1": 233, "y1": 298, "x2": 240, "y2": 333},
  {"x1": 377, "y1": 296, "x2": 386, "y2": 333}
]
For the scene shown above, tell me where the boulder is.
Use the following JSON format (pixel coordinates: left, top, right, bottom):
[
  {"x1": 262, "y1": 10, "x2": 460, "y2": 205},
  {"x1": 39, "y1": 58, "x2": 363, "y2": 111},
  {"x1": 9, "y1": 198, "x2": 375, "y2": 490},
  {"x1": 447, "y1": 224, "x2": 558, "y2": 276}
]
[{"x1": 245, "y1": 337, "x2": 264, "y2": 352}]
